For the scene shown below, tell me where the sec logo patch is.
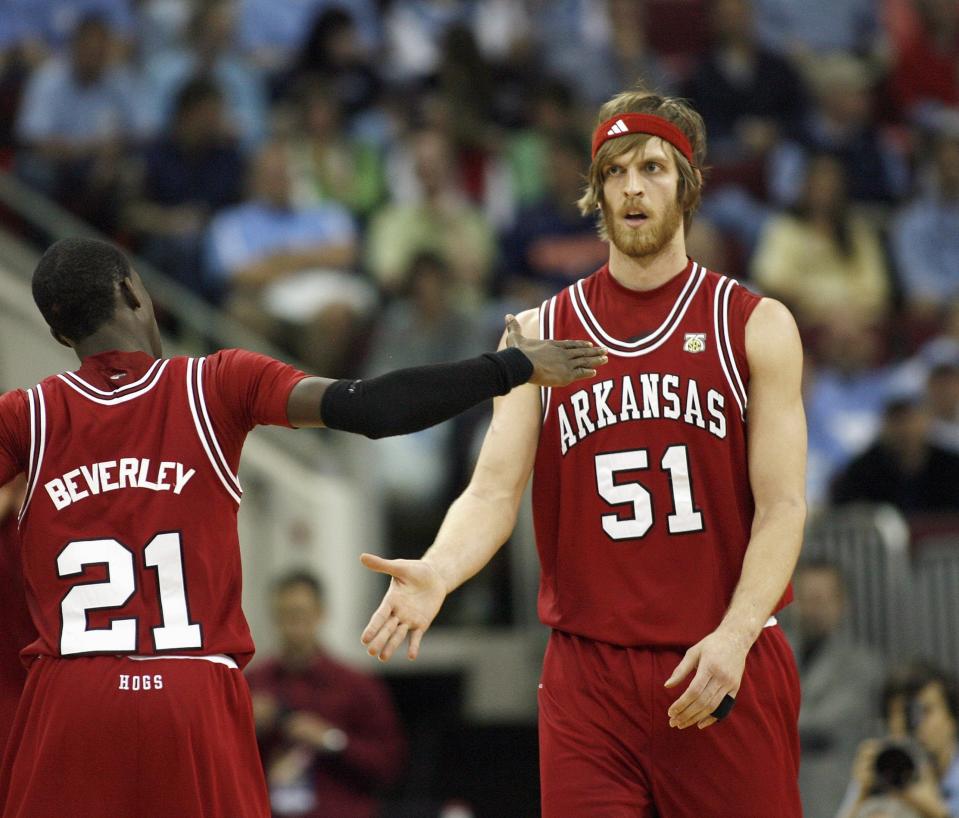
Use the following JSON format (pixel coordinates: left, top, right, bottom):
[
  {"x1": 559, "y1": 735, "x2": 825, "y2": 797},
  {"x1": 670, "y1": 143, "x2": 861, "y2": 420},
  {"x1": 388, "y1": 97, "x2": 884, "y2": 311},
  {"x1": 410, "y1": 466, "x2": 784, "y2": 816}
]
[{"x1": 683, "y1": 333, "x2": 707, "y2": 353}]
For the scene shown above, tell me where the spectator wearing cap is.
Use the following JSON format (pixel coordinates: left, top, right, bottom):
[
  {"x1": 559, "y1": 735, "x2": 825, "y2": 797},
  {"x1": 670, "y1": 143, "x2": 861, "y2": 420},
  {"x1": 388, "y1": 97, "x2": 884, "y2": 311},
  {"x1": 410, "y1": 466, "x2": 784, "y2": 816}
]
[
  {"x1": 891, "y1": 120, "x2": 959, "y2": 323},
  {"x1": 831, "y1": 389, "x2": 959, "y2": 514}
]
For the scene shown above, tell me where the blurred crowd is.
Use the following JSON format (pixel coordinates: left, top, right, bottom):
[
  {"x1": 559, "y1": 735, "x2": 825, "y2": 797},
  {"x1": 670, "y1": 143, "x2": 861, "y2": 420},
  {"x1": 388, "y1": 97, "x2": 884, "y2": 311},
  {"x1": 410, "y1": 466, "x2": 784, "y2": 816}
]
[
  {"x1": 2, "y1": 0, "x2": 959, "y2": 528},
  {"x1": 3, "y1": 2, "x2": 959, "y2": 816}
]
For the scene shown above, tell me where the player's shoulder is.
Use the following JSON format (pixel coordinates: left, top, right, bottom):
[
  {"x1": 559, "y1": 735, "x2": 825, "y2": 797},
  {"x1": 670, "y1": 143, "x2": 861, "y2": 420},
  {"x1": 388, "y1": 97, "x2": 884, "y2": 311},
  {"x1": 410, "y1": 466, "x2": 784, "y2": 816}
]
[
  {"x1": 0, "y1": 387, "x2": 30, "y2": 416},
  {"x1": 696, "y1": 265, "x2": 769, "y2": 320}
]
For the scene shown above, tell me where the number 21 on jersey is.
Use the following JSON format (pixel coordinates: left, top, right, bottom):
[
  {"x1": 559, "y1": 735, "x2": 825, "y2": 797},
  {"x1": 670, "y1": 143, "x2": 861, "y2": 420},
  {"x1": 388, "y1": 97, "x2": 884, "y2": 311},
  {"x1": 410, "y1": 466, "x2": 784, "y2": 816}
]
[
  {"x1": 595, "y1": 445, "x2": 704, "y2": 539},
  {"x1": 57, "y1": 531, "x2": 202, "y2": 655}
]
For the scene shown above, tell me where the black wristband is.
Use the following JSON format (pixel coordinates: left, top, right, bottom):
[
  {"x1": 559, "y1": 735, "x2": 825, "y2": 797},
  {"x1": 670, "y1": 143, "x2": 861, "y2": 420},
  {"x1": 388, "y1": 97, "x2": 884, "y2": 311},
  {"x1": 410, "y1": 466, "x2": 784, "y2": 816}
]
[
  {"x1": 711, "y1": 694, "x2": 736, "y2": 721},
  {"x1": 487, "y1": 347, "x2": 534, "y2": 392},
  {"x1": 320, "y1": 349, "x2": 534, "y2": 439}
]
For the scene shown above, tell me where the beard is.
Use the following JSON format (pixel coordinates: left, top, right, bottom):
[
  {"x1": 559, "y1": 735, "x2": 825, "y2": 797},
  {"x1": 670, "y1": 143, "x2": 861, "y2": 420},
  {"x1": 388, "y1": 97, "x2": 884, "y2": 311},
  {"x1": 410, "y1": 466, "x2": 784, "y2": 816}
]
[{"x1": 603, "y1": 195, "x2": 684, "y2": 259}]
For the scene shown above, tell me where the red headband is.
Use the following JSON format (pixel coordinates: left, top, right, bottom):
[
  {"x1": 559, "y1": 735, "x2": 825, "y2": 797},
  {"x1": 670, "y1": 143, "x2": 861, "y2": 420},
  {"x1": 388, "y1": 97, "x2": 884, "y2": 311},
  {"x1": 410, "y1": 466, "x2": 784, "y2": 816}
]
[{"x1": 591, "y1": 113, "x2": 695, "y2": 165}]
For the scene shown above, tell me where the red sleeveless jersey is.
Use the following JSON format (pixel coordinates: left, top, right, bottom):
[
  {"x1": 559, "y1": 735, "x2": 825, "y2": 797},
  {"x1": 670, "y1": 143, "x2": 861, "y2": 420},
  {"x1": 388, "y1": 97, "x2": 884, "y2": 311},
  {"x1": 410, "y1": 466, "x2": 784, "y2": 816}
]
[
  {"x1": 0, "y1": 349, "x2": 306, "y2": 669},
  {"x1": 532, "y1": 260, "x2": 791, "y2": 648}
]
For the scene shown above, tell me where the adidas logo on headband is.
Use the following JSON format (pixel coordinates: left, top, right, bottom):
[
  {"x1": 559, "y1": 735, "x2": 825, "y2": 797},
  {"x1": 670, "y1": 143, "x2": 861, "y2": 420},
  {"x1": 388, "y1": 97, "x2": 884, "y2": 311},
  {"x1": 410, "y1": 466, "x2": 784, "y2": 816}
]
[{"x1": 606, "y1": 119, "x2": 629, "y2": 136}]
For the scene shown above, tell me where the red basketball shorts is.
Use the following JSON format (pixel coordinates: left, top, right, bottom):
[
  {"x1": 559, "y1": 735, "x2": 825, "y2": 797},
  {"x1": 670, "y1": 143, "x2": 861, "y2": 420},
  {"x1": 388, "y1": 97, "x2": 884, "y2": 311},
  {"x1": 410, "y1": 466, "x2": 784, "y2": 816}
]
[
  {"x1": 538, "y1": 625, "x2": 801, "y2": 818},
  {"x1": 0, "y1": 655, "x2": 270, "y2": 818}
]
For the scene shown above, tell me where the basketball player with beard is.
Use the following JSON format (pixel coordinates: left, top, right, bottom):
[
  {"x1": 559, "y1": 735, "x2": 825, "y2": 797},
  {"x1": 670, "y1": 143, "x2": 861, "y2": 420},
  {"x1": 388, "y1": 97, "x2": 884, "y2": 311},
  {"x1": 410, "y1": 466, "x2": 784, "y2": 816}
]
[{"x1": 360, "y1": 89, "x2": 807, "y2": 817}]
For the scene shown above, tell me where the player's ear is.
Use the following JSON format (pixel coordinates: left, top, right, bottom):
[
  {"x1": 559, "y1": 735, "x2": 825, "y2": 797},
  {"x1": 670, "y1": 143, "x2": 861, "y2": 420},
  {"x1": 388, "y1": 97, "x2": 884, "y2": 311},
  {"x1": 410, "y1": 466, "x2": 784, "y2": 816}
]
[
  {"x1": 49, "y1": 326, "x2": 73, "y2": 349},
  {"x1": 118, "y1": 275, "x2": 142, "y2": 311}
]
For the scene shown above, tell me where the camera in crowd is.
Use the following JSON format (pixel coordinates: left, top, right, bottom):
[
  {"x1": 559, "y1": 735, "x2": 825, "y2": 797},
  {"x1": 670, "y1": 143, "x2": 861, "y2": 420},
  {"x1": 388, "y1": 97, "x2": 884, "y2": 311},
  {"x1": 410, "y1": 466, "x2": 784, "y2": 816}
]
[{"x1": 869, "y1": 740, "x2": 924, "y2": 795}]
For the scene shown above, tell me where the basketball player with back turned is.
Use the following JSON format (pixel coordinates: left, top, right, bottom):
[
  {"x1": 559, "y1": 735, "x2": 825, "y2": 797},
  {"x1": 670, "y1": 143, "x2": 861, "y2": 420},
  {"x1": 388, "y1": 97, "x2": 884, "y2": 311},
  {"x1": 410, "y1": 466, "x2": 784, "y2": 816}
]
[
  {"x1": 0, "y1": 237, "x2": 606, "y2": 818},
  {"x1": 361, "y1": 88, "x2": 807, "y2": 817}
]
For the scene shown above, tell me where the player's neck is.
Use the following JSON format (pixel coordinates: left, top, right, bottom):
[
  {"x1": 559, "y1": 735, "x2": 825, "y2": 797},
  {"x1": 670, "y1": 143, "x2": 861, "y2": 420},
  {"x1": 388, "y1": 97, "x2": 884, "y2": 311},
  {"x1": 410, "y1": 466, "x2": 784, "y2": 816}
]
[
  {"x1": 72, "y1": 324, "x2": 158, "y2": 361},
  {"x1": 607, "y1": 233, "x2": 689, "y2": 292}
]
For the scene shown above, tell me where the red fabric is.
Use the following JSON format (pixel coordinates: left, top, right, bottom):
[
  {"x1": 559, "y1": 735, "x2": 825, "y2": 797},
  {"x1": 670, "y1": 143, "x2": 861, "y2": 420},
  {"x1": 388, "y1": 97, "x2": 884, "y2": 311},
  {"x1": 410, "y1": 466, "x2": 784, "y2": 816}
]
[
  {"x1": 12, "y1": 349, "x2": 306, "y2": 670},
  {"x1": 0, "y1": 390, "x2": 29, "y2": 487},
  {"x1": 0, "y1": 656, "x2": 269, "y2": 817},
  {"x1": 538, "y1": 627, "x2": 801, "y2": 817},
  {"x1": 0, "y1": 505, "x2": 33, "y2": 752},
  {"x1": 246, "y1": 653, "x2": 407, "y2": 818},
  {"x1": 533, "y1": 261, "x2": 791, "y2": 649},
  {"x1": 891, "y1": 30, "x2": 959, "y2": 114},
  {"x1": 592, "y1": 113, "x2": 695, "y2": 163}
]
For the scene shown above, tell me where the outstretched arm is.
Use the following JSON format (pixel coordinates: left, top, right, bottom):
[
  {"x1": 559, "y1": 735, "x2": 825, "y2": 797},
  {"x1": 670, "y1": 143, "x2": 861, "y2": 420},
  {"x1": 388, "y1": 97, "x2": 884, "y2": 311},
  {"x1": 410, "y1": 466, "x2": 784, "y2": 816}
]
[
  {"x1": 286, "y1": 315, "x2": 605, "y2": 435},
  {"x1": 665, "y1": 298, "x2": 807, "y2": 729},
  {"x1": 359, "y1": 309, "x2": 546, "y2": 661}
]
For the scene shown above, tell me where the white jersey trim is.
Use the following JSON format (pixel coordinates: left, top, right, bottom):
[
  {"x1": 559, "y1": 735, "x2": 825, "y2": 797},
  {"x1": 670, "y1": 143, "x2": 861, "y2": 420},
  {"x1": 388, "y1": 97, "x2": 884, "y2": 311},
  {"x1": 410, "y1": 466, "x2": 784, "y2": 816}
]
[
  {"x1": 61, "y1": 359, "x2": 164, "y2": 397},
  {"x1": 186, "y1": 358, "x2": 242, "y2": 505},
  {"x1": 195, "y1": 358, "x2": 242, "y2": 497},
  {"x1": 721, "y1": 280, "x2": 749, "y2": 409},
  {"x1": 128, "y1": 653, "x2": 239, "y2": 669},
  {"x1": 713, "y1": 276, "x2": 747, "y2": 420},
  {"x1": 569, "y1": 264, "x2": 706, "y2": 357},
  {"x1": 57, "y1": 360, "x2": 170, "y2": 405},
  {"x1": 539, "y1": 296, "x2": 557, "y2": 422},
  {"x1": 18, "y1": 385, "x2": 47, "y2": 522}
]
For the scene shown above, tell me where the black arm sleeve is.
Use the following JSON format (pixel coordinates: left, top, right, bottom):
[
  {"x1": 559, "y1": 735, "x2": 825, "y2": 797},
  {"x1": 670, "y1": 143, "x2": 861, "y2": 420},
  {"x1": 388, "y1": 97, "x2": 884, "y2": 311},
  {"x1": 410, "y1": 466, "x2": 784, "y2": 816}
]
[{"x1": 320, "y1": 347, "x2": 534, "y2": 439}]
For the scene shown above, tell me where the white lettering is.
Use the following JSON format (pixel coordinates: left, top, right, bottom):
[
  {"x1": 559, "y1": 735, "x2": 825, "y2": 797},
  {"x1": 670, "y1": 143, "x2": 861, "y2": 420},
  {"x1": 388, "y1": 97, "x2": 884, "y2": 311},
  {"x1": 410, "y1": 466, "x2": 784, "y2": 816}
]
[
  {"x1": 173, "y1": 465, "x2": 196, "y2": 495},
  {"x1": 661, "y1": 375, "x2": 681, "y2": 420},
  {"x1": 683, "y1": 380, "x2": 706, "y2": 429},
  {"x1": 132, "y1": 675, "x2": 141, "y2": 691},
  {"x1": 63, "y1": 469, "x2": 88, "y2": 503},
  {"x1": 155, "y1": 462, "x2": 175, "y2": 491},
  {"x1": 119, "y1": 675, "x2": 130, "y2": 690},
  {"x1": 558, "y1": 405, "x2": 577, "y2": 455},
  {"x1": 118, "y1": 458, "x2": 139, "y2": 489},
  {"x1": 99, "y1": 461, "x2": 118, "y2": 492},
  {"x1": 45, "y1": 459, "x2": 198, "y2": 511},
  {"x1": 79, "y1": 464, "x2": 100, "y2": 494},
  {"x1": 619, "y1": 375, "x2": 641, "y2": 421},
  {"x1": 154, "y1": 674, "x2": 164, "y2": 690},
  {"x1": 708, "y1": 390, "x2": 727, "y2": 438},
  {"x1": 138, "y1": 459, "x2": 160, "y2": 491},
  {"x1": 592, "y1": 381, "x2": 616, "y2": 429},
  {"x1": 570, "y1": 391, "x2": 595, "y2": 439},
  {"x1": 45, "y1": 478, "x2": 71, "y2": 510},
  {"x1": 640, "y1": 373, "x2": 661, "y2": 418}
]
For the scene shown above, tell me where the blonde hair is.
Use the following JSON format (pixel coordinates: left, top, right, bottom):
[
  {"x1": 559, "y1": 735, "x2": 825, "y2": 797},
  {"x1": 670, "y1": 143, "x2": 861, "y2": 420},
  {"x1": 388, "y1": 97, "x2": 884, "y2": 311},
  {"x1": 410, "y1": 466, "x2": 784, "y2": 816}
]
[{"x1": 578, "y1": 89, "x2": 707, "y2": 237}]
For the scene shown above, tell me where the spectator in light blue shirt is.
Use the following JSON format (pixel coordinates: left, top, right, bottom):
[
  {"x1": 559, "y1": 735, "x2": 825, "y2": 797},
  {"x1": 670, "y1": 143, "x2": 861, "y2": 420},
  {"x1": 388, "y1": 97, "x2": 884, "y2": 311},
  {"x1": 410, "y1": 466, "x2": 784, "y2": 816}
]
[
  {"x1": 206, "y1": 142, "x2": 375, "y2": 376},
  {"x1": 804, "y1": 318, "x2": 893, "y2": 507},
  {"x1": 7, "y1": 0, "x2": 135, "y2": 50},
  {"x1": 892, "y1": 122, "x2": 959, "y2": 319},
  {"x1": 140, "y1": 0, "x2": 267, "y2": 152},
  {"x1": 753, "y1": 0, "x2": 882, "y2": 61},
  {"x1": 15, "y1": 13, "x2": 142, "y2": 231}
]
